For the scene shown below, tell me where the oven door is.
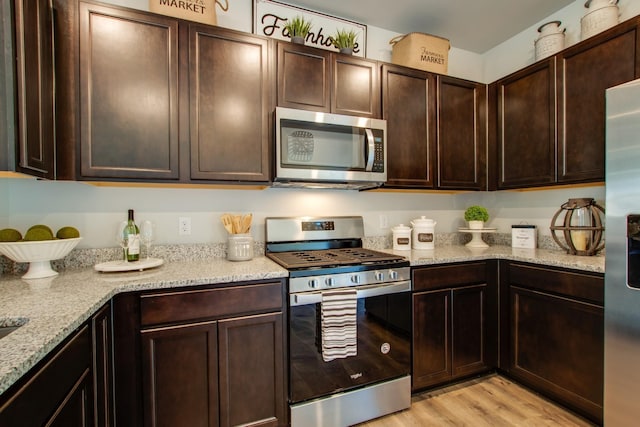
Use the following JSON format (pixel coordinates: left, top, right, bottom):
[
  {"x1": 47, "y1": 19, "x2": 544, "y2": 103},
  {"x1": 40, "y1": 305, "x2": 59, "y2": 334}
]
[{"x1": 288, "y1": 281, "x2": 411, "y2": 404}]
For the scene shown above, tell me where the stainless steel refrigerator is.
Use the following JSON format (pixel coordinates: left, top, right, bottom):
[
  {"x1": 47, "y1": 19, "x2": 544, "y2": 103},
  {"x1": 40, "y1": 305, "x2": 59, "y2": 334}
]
[{"x1": 605, "y1": 78, "x2": 640, "y2": 425}]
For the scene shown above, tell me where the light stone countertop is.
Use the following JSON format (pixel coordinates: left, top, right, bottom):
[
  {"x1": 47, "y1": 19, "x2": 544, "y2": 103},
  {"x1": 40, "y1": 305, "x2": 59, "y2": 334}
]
[{"x1": 0, "y1": 245, "x2": 604, "y2": 397}]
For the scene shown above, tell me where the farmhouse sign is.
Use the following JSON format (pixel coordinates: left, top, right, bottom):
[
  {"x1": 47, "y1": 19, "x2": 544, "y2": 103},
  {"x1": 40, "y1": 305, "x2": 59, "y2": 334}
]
[{"x1": 254, "y1": 0, "x2": 367, "y2": 57}]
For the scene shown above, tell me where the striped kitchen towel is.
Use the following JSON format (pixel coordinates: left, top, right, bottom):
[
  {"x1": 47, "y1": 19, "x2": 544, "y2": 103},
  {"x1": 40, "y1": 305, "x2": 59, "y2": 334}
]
[{"x1": 320, "y1": 289, "x2": 358, "y2": 362}]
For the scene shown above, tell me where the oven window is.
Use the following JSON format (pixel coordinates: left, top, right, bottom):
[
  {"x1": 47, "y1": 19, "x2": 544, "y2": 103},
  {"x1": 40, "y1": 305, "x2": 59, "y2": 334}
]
[{"x1": 289, "y1": 292, "x2": 411, "y2": 404}]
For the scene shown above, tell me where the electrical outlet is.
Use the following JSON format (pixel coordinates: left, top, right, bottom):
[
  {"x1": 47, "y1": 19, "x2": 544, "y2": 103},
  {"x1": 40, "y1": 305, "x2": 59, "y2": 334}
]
[
  {"x1": 178, "y1": 217, "x2": 191, "y2": 235},
  {"x1": 379, "y1": 214, "x2": 388, "y2": 229}
]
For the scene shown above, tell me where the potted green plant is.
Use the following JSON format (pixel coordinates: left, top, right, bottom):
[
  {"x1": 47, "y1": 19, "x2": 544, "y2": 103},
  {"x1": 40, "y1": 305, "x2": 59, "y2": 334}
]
[
  {"x1": 330, "y1": 29, "x2": 358, "y2": 54},
  {"x1": 284, "y1": 16, "x2": 312, "y2": 44},
  {"x1": 464, "y1": 205, "x2": 489, "y2": 229}
]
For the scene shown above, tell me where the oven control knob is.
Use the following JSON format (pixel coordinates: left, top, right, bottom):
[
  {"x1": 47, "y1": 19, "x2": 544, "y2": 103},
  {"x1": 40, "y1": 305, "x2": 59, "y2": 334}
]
[
  {"x1": 308, "y1": 279, "x2": 319, "y2": 289},
  {"x1": 388, "y1": 270, "x2": 399, "y2": 280},
  {"x1": 350, "y1": 275, "x2": 361, "y2": 284},
  {"x1": 374, "y1": 271, "x2": 384, "y2": 281},
  {"x1": 325, "y1": 277, "x2": 335, "y2": 286}
]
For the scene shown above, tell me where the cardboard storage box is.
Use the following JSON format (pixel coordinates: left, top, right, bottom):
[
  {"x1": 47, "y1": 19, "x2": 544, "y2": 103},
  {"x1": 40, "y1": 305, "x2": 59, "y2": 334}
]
[
  {"x1": 390, "y1": 32, "x2": 450, "y2": 74},
  {"x1": 149, "y1": 0, "x2": 219, "y2": 26}
]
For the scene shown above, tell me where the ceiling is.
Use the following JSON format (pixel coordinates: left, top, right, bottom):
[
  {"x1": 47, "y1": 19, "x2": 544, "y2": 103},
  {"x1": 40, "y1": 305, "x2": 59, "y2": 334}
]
[{"x1": 287, "y1": 0, "x2": 576, "y2": 53}]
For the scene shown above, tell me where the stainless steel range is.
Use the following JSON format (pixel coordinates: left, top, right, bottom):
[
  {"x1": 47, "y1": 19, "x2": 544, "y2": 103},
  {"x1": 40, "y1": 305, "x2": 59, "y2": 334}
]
[{"x1": 265, "y1": 216, "x2": 412, "y2": 427}]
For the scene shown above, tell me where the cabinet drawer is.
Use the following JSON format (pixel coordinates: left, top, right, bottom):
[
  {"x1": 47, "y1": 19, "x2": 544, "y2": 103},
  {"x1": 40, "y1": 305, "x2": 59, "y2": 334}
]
[
  {"x1": 413, "y1": 262, "x2": 486, "y2": 291},
  {"x1": 509, "y1": 263, "x2": 603, "y2": 305},
  {"x1": 140, "y1": 281, "x2": 284, "y2": 327}
]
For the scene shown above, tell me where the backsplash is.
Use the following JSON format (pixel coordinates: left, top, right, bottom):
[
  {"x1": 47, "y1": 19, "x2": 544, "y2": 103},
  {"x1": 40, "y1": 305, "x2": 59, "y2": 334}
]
[{"x1": 0, "y1": 232, "x2": 566, "y2": 276}]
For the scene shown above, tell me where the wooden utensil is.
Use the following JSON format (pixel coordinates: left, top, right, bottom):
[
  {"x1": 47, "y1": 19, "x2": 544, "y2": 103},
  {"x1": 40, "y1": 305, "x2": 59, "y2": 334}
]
[
  {"x1": 221, "y1": 214, "x2": 234, "y2": 234},
  {"x1": 241, "y1": 213, "x2": 252, "y2": 233},
  {"x1": 232, "y1": 215, "x2": 242, "y2": 234}
]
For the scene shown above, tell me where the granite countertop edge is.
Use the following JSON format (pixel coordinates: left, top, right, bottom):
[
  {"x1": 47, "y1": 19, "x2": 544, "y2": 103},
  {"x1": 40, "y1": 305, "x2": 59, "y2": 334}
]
[{"x1": 0, "y1": 246, "x2": 604, "y2": 396}]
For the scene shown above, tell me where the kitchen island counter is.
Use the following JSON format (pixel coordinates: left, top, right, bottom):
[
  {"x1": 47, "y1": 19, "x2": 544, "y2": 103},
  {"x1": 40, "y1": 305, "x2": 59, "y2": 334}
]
[{"x1": 0, "y1": 245, "x2": 603, "y2": 398}]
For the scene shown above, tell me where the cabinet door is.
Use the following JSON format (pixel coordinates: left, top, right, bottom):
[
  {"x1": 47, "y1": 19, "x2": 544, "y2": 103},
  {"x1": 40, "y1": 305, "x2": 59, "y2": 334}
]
[
  {"x1": 557, "y1": 22, "x2": 639, "y2": 183},
  {"x1": 510, "y1": 286, "x2": 603, "y2": 422},
  {"x1": 332, "y1": 54, "x2": 380, "y2": 118},
  {"x1": 437, "y1": 76, "x2": 486, "y2": 190},
  {"x1": 277, "y1": 42, "x2": 331, "y2": 112},
  {"x1": 218, "y1": 312, "x2": 285, "y2": 427},
  {"x1": 0, "y1": 326, "x2": 92, "y2": 426},
  {"x1": 190, "y1": 25, "x2": 272, "y2": 182},
  {"x1": 497, "y1": 58, "x2": 556, "y2": 189},
  {"x1": 412, "y1": 289, "x2": 450, "y2": 390},
  {"x1": 13, "y1": 0, "x2": 55, "y2": 178},
  {"x1": 79, "y1": 2, "x2": 180, "y2": 180},
  {"x1": 92, "y1": 303, "x2": 113, "y2": 427},
  {"x1": 382, "y1": 64, "x2": 436, "y2": 188},
  {"x1": 47, "y1": 374, "x2": 93, "y2": 427},
  {"x1": 142, "y1": 321, "x2": 219, "y2": 427},
  {"x1": 451, "y1": 284, "x2": 486, "y2": 377}
]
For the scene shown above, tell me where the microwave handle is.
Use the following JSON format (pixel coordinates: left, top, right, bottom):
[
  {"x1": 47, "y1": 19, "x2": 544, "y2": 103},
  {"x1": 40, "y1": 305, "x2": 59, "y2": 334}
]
[{"x1": 365, "y1": 129, "x2": 375, "y2": 172}]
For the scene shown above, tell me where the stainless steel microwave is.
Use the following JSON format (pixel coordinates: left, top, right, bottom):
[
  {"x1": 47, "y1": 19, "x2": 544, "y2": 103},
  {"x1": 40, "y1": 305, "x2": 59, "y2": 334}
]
[{"x1": 274, "y1": 107, "x2": 387, "y2": 190}]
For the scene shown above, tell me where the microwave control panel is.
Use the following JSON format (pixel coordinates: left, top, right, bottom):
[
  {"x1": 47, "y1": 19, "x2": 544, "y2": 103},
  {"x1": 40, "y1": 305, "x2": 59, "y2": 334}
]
[{"x1": 372, "y1": 130, "x2": 385, "y2": 172}]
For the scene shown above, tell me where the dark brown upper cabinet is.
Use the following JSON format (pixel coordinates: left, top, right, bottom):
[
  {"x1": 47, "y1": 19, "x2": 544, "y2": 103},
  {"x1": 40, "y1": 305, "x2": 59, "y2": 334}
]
[
  {"x1": 79, "y1": 2, "x2": 180, "y2": 180},
  {"x1": 15, "y1": 0, "x2": 273, "y2": 184},
  {"x1": 277, "y1": 42, "x2": 380, "y2": 118},
  {"x1": 381, "y1": 64, "x2": 436, "y2": 188},
  {"x1": 13, "y1": 0, "x2": 55, "y2": 179},
  {"x1": 495, "y1": 58, "x2": 557, "y2": 189},
  {"x1": 557, "y1": 20, "x2": 639, "y2": 183},
  {"x1": 189, "y1": 25, "x2": 272, "y2": 182},
  {"x1": 494, "y1": 16, "x2": 640, "y2": 190},
  {"x1": 437, "y1": 76, "x2": 487, "y2": 190},
  {"x1": 382, "y1": 64, "x2": 486, "y2": 190}
]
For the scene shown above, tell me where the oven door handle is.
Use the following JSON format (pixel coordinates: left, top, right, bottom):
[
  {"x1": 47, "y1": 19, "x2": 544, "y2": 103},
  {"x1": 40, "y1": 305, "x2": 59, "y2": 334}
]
[{"x1": 290, "y1": 280, "x2": 411, "y2": 306}]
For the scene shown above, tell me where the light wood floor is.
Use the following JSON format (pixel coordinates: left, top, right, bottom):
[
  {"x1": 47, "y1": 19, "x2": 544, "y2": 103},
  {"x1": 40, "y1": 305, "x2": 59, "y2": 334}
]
[{"x1": 356, "y1": 374, "x2": 596, "y2": 426}]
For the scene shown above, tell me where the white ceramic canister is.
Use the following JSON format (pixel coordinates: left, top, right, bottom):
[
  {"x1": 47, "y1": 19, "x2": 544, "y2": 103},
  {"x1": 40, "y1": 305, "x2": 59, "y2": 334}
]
[
  {"x1": 410, "y1": 216, "x2": 436, "y2": 250},
  {"x1": 391, "y1": 224, "x2": 412, "y2": 251},
  {"x1": 581, "y1": 0, "x2": 620, "y2": 40},
  {"x1": 535, "y1": 21, "x2": 565, "y2": 61},
  {"x1": 227, "y1": 234, "x2": 254, "y2": 261}
]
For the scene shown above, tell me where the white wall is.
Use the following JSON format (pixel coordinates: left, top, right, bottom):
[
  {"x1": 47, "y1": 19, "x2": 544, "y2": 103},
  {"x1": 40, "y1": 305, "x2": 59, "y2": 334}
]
[{"x1": 3, "y1": 176, "x2": 604, "y2": 249}]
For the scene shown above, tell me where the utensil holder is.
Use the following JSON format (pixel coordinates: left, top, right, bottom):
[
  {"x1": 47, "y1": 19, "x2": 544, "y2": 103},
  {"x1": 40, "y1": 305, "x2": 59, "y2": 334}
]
[{"x1": 227, "y1": 234, "x2": 254, "y2": 261}]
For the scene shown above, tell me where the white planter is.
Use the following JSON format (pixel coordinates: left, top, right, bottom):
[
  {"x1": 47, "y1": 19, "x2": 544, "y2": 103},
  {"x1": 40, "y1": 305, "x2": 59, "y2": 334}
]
[{"x1": 468, "y1": 220, "x2": 485, "y2": 230}]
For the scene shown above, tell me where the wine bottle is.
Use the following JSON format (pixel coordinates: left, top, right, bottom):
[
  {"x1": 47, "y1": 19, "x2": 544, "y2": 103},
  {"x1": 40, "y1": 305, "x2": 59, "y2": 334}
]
[{"x1": 125, "y1": 209, "x2": 140, "y2": 262}]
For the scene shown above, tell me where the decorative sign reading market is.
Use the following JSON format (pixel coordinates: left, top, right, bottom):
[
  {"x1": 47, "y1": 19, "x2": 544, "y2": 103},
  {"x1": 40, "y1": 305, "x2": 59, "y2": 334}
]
[
  {"x1": 253, "y1": 0, "x2": 367, "y2": 57},
  {"x1": 149, "y1": 0, "x2": 228, "y2": 26}
]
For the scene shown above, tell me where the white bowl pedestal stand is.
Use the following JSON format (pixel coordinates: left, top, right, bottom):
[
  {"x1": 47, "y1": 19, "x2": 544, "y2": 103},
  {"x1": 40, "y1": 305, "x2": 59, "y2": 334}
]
[{"x1": 458, "y1": 227, "x2": 497, "y2": 248}]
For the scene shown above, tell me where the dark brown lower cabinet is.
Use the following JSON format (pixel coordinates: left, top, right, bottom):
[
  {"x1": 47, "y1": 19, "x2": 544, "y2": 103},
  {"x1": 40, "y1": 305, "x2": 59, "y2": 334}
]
[
  {"x1": 412, "y1": 262, "x2": 497, "y2": 391},
  {"x1": 0, "y1": 326, "x2": 93, "y2": 426},
  {"x1": 504, "y1": 262, "x2": 604, "y2": 424},
  {"x1": 116, "y1": 280, "x2": 287, "y2": 427}
]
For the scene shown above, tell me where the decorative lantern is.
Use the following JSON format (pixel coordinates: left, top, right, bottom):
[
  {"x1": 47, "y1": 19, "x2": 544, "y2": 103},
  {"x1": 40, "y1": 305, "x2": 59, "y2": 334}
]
[{"x1": 550, "y1": 198, "x2": 605, "y2": 256}]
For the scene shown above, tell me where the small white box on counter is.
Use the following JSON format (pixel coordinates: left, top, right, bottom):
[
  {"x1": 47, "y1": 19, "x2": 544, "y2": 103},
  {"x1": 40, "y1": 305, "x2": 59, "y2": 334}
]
[{"x1": 512, "y1": 225, "x2": 537, "y2": 249}]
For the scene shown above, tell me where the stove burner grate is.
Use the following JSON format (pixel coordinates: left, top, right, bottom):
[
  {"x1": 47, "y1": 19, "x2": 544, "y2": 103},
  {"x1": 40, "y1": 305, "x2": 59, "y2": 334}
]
[{"x1": 267, "y1": 248, "x2": 405, "y2": 270}]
